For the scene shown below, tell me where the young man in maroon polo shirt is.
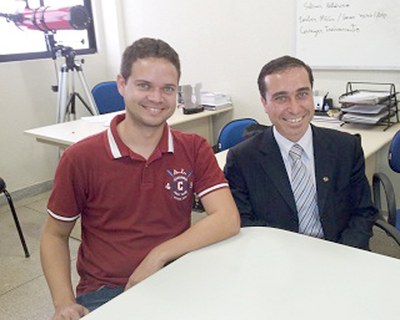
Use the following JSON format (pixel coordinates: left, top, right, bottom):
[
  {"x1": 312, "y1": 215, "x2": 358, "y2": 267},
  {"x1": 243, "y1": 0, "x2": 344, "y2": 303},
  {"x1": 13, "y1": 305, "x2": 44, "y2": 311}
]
[{"x1": 40, "y1": 37, "x2": 240, "y2": 320}]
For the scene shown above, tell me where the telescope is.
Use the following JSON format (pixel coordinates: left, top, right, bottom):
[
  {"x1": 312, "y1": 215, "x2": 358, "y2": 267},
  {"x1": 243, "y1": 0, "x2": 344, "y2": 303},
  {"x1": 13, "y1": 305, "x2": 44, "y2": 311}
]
[
  {"x1": 0, "y1": 5, "x2": 91, "y2": 32},
  {"x1": 0, "y1": 2, "x2": 98, "y2": 123}
]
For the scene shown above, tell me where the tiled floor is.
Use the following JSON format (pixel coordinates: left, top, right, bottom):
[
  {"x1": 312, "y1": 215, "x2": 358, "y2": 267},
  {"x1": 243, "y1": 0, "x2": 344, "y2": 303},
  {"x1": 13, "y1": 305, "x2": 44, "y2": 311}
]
[
  {"x1": 0, "y1": 191, "x2": 399, "y2": 320},
  {"x1": 0, "y1": 191, "x2": 207, "y2": 320},
  {"x1": 0, "y1": 191, "x2": 80, "y2": 320}
]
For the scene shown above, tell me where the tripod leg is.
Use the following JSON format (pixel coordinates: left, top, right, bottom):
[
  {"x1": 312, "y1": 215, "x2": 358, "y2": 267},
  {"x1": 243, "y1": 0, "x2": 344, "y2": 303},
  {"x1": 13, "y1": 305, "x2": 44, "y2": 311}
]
[
  {"x1": 56, "y1": 66, "x2": 70, "y2": 123},
  {"x1": 64, "y1": 93, "x2": 76, "y2": 122},
  {"x1": 76, "y1": 67, "x2": 99, "y2": 115},
  {"x1": 4, "y1": 190, "x2": 30, "y2": 258},
  {"x1": 69, "y1": 93, "x2": 77, "y2": 121},
  {"x1": 67, "y1": 70, "x2": 77, "y2": 121},
  {"x1": 75, "y1": 93, "x2": 97, "y2": 116}
]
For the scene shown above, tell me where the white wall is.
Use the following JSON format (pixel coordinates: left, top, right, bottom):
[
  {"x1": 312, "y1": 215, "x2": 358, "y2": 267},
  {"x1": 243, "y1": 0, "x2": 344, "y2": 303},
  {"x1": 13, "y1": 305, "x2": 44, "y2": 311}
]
[
  {"x1": 1, "y1": 0, "x2": 400, "y2": 195},
  {"x1": 0, "y1": 59, "x2": 58, "y2": 191},
  {"x1": 119, "y1": 0, "x2": 296, "y2": 122},
  {"x1": 119, "y1": 0, "x2": 400, "y2": 120}
]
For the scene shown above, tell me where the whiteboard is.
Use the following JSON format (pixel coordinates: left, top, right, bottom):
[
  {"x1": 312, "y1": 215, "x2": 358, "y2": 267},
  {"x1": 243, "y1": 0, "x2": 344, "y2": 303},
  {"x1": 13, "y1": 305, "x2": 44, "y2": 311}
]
[{"x1": 295, "y1": 0, "x2": 400, "y2": 70}]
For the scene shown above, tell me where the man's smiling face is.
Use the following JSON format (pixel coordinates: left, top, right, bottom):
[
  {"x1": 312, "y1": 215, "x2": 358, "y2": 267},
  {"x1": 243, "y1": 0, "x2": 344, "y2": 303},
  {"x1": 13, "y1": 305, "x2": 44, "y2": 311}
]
[
  {"x1": 118, "y1": 57, "x2": 178, "y2": 129},
  {"x1": 261, "y1": 66, "x2": 314, "y2": 142}
]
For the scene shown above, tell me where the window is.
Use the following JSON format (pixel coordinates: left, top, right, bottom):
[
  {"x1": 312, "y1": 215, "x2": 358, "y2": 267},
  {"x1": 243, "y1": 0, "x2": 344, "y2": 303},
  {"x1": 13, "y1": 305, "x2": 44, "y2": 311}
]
[{"x1": 0, "y1": 0, "x2": 96, "y2": 62}]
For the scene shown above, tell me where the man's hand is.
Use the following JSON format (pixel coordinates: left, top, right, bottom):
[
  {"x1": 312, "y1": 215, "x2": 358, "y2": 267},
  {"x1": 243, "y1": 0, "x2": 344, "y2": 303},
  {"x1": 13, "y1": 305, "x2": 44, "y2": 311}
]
[
  {"x1": 124, "y1": 249, "x2": 166, "y2": 290},
  {"x1": 52, "y1": 303, "x2": 89, "y2": 320}
]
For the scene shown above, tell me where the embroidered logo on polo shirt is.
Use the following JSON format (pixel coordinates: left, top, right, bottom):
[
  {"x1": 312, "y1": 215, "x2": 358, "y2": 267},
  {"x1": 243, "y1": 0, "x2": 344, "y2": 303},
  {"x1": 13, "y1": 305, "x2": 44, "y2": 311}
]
[{"x1": 165, "y1": 169, "x2": 193, "y2": 201}]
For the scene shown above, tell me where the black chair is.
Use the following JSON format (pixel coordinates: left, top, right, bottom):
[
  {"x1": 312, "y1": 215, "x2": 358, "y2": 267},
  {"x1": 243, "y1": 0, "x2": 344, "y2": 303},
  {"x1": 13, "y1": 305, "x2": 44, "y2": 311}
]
[
  {"x1": 0, "y1": 177, "x2": 30, "y2": 257},
  {"x1": 372, "y1": 129, "x2": 400, "y2": 246}
]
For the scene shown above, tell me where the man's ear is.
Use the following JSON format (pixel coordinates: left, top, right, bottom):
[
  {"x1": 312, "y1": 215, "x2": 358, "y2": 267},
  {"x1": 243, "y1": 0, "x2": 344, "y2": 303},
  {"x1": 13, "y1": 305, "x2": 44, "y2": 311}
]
[
  {"x1": 261, "y1": 96, "x2": 268, "y2": 113},
  {"x1": 116, "y1": 74, "x2": 125, "y2": 96}
]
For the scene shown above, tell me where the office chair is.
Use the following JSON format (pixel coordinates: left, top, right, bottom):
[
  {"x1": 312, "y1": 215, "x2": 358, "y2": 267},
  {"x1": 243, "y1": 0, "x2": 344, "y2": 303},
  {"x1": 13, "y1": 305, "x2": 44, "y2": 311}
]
[
  {"x1": 0, "y1": 177, "x2": 30, "y2": 257},
  {"x1": 216, "y1": 118, "x2": 259, "y2": 152},
  {"x1": 372, "y1": 129, "x2": 400, "y2": 246},
  {"x1": 193, "y1": 118, "x2": 260, "y2": 211},
  {"x1": 91, "y1": 81, "x2": 125, "y2": 114}
]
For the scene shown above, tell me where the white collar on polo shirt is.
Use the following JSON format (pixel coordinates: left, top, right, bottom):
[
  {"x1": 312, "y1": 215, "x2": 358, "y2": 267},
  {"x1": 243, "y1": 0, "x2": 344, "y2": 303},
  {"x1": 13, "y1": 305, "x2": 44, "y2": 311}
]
[{"x1": 107, "y1": 125, "x2": 175, "y2": 159}]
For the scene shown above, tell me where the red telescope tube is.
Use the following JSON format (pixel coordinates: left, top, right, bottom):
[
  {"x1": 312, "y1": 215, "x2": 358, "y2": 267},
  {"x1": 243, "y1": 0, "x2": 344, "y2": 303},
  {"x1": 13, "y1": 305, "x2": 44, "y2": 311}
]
[{"x1": 13, "y1": 5, "x2": 91, "y2": 32}]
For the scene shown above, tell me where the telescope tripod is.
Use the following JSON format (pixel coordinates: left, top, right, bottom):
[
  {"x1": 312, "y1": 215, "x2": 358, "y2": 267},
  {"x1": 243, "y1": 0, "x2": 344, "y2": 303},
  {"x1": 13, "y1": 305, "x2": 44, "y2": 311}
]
[{"x1": 55, "y1": 49, "x2": 99, "y2": 123}]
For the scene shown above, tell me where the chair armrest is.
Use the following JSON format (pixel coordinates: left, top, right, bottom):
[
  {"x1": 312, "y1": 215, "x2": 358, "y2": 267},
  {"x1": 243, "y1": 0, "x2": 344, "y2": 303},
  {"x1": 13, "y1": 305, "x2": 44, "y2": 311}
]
[
  {"x1": 372, "y1": 172, "x2": 397, "y2": 225},
  {"x1": 374, "y1": 219, "x2": 400, "y2": 246}
]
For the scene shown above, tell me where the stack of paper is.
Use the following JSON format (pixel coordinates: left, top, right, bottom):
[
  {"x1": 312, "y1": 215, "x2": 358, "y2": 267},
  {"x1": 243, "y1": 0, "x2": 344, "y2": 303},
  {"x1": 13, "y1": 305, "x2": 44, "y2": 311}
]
[
  {"x1": 313, "y1": 115, "x2": 343, "y2": 124},
  {"x1": 201, "y1": 92, "x2": 232, "y2": 110},
  {"x1": 341, "y1": 111, "x2": 389, "y2": 124},
  {"x1": 340, "y1": 103, "x2": 392, "y2": 125},
  {"x1": 341, "y1": 104, "x2": 387, "y2": 115},
  {"x1": 339, "y1": 91, "x2": 392, "y2": 105}
]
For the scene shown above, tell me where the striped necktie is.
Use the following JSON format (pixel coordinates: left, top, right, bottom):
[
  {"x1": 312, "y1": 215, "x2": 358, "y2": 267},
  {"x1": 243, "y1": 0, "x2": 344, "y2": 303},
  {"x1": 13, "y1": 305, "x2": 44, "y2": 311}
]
[{"x1": 289, "y1": 144, "x2": 324, "y2": 238}]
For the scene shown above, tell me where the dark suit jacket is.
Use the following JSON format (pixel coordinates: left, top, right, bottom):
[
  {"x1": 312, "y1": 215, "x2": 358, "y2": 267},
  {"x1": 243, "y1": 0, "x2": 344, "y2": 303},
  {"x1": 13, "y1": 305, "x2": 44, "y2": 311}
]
[{"x1": 224, "y1": 125, "x2": 377, "y2": 249}]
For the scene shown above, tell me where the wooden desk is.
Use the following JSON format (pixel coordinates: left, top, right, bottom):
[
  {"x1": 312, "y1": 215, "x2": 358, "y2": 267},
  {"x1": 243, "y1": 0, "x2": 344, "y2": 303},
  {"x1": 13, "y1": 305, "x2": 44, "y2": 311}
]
[
  {"x1": 24, "y1": 107, "x2": 233, "y2": 148},
  {"x1": 83, "y1": 227, "x2": 400, "y2": 320}
]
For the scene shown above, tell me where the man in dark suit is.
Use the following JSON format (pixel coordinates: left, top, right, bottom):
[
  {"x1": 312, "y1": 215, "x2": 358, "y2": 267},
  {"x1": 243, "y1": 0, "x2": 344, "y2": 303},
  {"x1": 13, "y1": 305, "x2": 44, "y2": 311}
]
[{"x1": 224, "y1": 55, "x2": 377, "y2": 249}]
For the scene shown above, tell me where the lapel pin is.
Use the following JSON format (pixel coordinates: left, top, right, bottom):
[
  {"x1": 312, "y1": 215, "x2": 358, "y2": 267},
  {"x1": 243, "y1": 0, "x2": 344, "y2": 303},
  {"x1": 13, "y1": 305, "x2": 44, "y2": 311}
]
[{"x1": 323, "y1": 177, "x2": 329, "y2": 182}]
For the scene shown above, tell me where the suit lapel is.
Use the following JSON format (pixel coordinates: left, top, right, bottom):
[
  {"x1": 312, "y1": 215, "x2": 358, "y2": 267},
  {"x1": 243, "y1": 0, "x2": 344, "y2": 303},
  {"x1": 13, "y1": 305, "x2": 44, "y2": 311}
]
[
  {"x1": 258, "y1": 128, "x2": 297, "y2": 213},
  {"x1": 257, "y1": 126, "x2": 337, "y2": 215}
]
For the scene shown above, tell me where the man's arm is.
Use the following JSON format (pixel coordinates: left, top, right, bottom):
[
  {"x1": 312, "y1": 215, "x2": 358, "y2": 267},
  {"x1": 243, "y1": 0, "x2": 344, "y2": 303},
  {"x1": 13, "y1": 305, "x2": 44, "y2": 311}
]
[
  {"x1": 40, "y1": 217, "x2": 89, "y2": 320},
  {"x1": 338, "y1": 137, "x2": 378, "y2": 249},
  {"x1": 125, "y1": 188, "x2": 240, "y2": 289},
  {"x1": 224, "y1": 149, "x2": 267, "y2": 226}
]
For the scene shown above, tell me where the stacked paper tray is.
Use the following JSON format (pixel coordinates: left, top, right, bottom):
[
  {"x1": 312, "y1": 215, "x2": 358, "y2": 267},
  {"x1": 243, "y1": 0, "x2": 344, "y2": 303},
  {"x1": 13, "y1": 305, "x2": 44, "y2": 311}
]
[
  {"x1": 339, "y1": 90, "x2": 392, "y2": 105},
  {"x1": 341, "y1": 104, "x2": 387, "y2": 115},
  {"x1": 341, "y1": 111, "x2": 389, "y2": 124}
]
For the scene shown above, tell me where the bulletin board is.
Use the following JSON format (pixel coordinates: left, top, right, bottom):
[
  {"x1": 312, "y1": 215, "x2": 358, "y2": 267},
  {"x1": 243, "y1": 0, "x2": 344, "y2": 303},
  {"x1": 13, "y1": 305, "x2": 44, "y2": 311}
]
[{"x1": 295, "y1": 0, "x2": 400, "y2": 70}]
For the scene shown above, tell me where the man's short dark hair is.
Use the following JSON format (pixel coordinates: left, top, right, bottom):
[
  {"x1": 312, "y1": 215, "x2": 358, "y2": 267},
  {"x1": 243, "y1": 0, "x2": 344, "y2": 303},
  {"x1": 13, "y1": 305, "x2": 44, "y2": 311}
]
[
  {"x1": 120, "y1": 37, "x2": 181, "y2": 81},
  {"x1": 257, "y1": 55, "x2": 314, "y2": 98}
]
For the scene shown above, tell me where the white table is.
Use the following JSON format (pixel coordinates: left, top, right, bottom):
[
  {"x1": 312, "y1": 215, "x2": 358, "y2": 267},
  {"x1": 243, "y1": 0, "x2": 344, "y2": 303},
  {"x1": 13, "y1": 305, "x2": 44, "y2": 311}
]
[
  {"x1": 24, "y1": 106, "x2": 233, "y2": 148},
  {"x1": 83, "y1": 227, "x2": 400, "y2": 320}
]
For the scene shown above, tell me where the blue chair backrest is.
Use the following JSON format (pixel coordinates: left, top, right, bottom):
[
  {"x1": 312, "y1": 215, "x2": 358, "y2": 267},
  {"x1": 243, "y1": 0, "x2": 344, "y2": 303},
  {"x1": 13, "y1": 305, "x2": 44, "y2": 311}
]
[
  {"x1": 91, "y1": 81, "x2": 125, "y2": 114},
  {"x1": 389, "y1": 130, "x2": 400, "y2": 173},
  {"x1": 217, "y1": 118, "x2": 259, "y2": 151}
]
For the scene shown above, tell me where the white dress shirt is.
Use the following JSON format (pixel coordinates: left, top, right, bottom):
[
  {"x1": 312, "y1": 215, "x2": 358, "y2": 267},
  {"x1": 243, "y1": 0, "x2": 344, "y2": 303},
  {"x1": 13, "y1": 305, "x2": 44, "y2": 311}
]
[{"x1": 272, "y1": 125, "x2": 316, "y2": 187}]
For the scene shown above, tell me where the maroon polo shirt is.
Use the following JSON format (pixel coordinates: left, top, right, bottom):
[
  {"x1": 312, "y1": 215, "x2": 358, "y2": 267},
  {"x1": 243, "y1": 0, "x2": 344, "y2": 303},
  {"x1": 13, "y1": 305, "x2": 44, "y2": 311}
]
[{"x1": 47, "y1": 114, "x2": 228, "y2": 295}]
